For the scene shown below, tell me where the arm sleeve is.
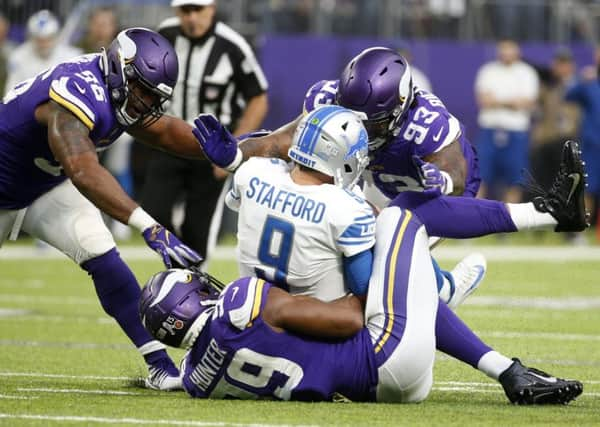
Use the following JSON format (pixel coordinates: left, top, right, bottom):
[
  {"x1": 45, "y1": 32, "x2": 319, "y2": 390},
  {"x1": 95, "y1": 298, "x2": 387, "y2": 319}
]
[{"x1": 343, "y1": 249, "x2": 373, "y2": 296}]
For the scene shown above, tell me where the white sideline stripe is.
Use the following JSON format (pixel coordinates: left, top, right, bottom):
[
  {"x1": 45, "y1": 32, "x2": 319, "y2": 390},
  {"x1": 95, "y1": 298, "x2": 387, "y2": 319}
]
[
  {"x1": 0, "y1": 414, "x2": 316, "y2": 427},
  {"x1": 1, "y1": 244, "x2": 600, "y2": 261},
  {"x1": 0, "y1": 340, "x2": 132, "y2": 350},
  {"x1": 0, "y1": 372, "x2": 129, "y2": 380},
  {"x1": 477, "y1": 331, "x2": 600, "y2": 342},
  {"x1": 18, "y1": 387, "x2": 141, "y2": 396}
]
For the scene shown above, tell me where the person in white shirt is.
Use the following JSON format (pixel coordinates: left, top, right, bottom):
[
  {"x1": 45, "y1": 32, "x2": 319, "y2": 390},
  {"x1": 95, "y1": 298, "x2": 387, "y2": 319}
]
[
  {"x1": 4, "y1": 10, "x2": 82, "y2": 95},
  {"x1": 474, "y1": 39, "x2": 539, "y2": 203}
]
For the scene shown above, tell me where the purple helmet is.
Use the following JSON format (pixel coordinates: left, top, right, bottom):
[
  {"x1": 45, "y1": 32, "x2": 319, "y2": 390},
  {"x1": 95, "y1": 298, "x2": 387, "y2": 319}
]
[
  {"x1": 337, "y1": 47, "x2": 414, "y2": 151},
  {"x1": 139, "y1": 269, "x2": 221, "y2": 348},
  {"x1": 103, "y1": 27, "x2": 178, "y2": 127}
]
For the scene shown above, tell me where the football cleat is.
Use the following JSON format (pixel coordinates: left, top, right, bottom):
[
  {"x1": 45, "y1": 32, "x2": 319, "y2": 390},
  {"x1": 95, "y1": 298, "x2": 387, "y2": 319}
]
[
  {"x1": 532, "y1": 140, "x2": 589, "y2": 232},
  {"x1": 145, "y1": 365, "x2": 183, "y2": 391},
  {"x1": 447, "y1": 253, "x2": 487, "y2": 310},
  {"x1": 499, "y1": 358, "x2": 583, "y2": 405}
]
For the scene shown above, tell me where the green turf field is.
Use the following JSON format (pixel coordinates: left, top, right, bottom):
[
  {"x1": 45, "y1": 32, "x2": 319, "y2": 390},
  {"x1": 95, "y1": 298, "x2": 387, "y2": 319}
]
[{"x1": 0, "y1": 247, "x2": 599, "y2": 426}]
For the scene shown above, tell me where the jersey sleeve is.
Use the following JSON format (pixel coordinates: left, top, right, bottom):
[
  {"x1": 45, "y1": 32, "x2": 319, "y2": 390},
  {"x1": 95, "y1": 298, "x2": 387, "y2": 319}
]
[
  {"x1": 331, "y1": 193, "x2": 376, "y2": 257},
  {"x1": 48, "y1": 72, "x2": 102, "y2": 131},
  {"x1": 302, "y1": 80, "x2": 339, "y2": 114},
  {"x1": 219, "y1": 277, "x2": 271, "y2": 331},
  {"x1": 226, "y1": 160, "x2": 251, "y2": 212},
  {"x1": 408, "y1": 93, "x2": 462, "y2": 157}
]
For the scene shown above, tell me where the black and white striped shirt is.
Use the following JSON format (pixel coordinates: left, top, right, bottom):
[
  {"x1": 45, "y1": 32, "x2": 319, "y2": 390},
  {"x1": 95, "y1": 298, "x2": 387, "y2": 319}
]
[{"x1": 158, "y1": 17, "x2": 268, "y2": 128}]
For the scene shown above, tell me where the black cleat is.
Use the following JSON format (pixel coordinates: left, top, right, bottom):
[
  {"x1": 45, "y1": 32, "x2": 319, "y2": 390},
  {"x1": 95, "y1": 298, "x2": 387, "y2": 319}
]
[
  {"x1": 532, "y1": 140, "x2": 589, "y2": 232},
  {"x1": 499, "y1": 358, "x2": 583, "y2": 405}
]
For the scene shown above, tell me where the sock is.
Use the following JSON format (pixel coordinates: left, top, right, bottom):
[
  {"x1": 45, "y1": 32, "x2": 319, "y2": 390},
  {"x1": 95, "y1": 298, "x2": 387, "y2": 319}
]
[
  {"x1": 507, "y1": 202, "x2": 557, "y2": 230},
  {"x1": 141, "y1": 343, "x2": 179, "y2": 375},
  {"x1": 435, "y1": 300, "x2": 493, "y2": 368},
  {"x1": 390, "y1": 192, "x2": 518, "y2": 238},
  {"x1": 477, "y1": 351, "x2": 514, "y2": 380},
  {"x1": 81, "y1": 248, "x2": 161, "y2": 350},
  {"x1": 431, "y1": 257, "x2": 454, "y2": 304}
]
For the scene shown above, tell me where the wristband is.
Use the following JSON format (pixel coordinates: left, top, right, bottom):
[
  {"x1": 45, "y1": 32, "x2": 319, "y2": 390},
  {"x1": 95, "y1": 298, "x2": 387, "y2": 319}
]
[
  {"x1": 128, "y1": 207, "x2": 157, "y2": 232},
  {"x1": 440, "y1": 171, "x2": 454, "y2": 195},
  {"x1": 226, "y1": 148, "x2": 243, "y2": 172}
]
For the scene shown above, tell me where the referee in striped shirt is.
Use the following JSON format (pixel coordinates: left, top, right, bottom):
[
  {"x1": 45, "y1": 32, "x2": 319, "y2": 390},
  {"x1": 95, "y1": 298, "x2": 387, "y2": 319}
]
[{"x1": 141, "y1": 0, "x2": 268, "y2": 264}]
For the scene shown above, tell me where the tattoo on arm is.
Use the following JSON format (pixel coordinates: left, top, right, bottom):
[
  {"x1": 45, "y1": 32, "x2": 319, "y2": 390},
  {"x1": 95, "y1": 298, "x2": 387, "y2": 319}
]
[{"x1": 47, "y1": 102, "x2": 95, "y2": 164}]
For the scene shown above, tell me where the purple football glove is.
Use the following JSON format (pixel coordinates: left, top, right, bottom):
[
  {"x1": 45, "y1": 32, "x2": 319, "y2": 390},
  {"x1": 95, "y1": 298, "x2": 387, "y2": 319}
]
[
  {"x1": 412, "y1": 155, "x2": 453, "y2": 196},
  {"x1": 192, "y1": 114, "x2": 242, "y2": 171},
  {"x1": 142, "y1": 224, "x2": 203, "y2": 268}
]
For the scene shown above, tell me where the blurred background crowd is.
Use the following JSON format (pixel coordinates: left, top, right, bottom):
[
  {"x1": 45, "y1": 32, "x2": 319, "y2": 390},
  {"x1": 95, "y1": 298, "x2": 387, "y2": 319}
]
[{"x1": 1, "y1": 0, "x2": 599, "y2": 247}]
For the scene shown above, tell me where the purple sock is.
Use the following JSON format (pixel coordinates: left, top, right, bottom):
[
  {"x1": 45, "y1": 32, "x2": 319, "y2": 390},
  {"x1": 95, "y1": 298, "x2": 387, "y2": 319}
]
[
  {"x1": 436, "y1": 300, "x2": 492, "y2": 368},
  {"x1": 390, "y1": 192, "x2": 517, "y2": 238},
  {"x1": 81, "y1": 248, "x2": 156, "y2": 349}
]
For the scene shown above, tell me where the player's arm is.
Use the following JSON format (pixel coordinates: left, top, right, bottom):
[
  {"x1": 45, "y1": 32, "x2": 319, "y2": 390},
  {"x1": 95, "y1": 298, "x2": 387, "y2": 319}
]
[
  {"x1": 422, "y1": 139, "x2": 467, "y2": 196},
  {"x1": 39, "y1": 101, "x2": 138, "y2": 223},
  {"x1": 192, "y1": 113, "x2": 300, "y2": 171},
  {"x1": 262, "y1": 287, "x2": 364, "y2": 339},
  {"x1": 127, "y1": 114, "x2": 207, "y2": 159}
]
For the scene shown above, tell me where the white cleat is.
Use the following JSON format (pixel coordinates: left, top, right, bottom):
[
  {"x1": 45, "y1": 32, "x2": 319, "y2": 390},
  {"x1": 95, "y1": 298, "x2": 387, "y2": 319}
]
[
  {"x1": 145, "y1": 366, "x2": 183, "y2": 391},
  {"x1": 447, "y1": 253, "x2": 487, "y2": 309}
]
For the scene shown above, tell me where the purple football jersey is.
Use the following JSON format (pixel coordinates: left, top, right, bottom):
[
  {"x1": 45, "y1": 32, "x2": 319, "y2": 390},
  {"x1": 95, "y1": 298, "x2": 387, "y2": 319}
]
[
  {"x1": 0, "y1": 54, "x2": 124, "y2": 209},
  {"x1": 181, "y1": 277, "x2": 378, "y2": 401},
  {"x1": 303, "y1": 81, "x2": 480, "y2": 198}
]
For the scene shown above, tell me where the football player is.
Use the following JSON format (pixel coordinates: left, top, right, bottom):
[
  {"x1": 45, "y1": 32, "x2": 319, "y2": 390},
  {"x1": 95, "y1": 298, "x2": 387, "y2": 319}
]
[
  {"x1": 193, "y1": 104, "x2": 587, "y2": 404},
  {"x1": 139, "y1": 247, "x2": 582, "y2": 404},
  {"x1": 0, "y1": 28, "x2": 219, "y2": 390},
  {"x1": 194, "y1": 47, "x2": 489, "y2": 310},
  {"x1": 223, "y1": 105, "x2": 374, "y2": 301}
]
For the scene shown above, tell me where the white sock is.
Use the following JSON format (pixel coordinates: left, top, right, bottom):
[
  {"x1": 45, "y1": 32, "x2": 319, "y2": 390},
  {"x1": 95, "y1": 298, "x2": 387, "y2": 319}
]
[
  {"x1": 507, "y1": 202, "x2": 557, "y2": 230},
  {"x1": 477, "y1": 351, "x2": 514, "y2": 380},
  {"x1": 438, "y1": 275, "x2": 453, "y2": 304}
]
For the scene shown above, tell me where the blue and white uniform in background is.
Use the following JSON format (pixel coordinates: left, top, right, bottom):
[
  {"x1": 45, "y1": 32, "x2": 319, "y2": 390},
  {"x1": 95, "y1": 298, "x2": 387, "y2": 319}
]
[
  {"x1": 226, "y1": 157, "x2": 375, "y2": 301},
  {"x1": 0, "y1": 53, "x2": 122, "y2": 261},
  {"x1": 303, "y1": 79, "x2": 481, "y2": 207}
]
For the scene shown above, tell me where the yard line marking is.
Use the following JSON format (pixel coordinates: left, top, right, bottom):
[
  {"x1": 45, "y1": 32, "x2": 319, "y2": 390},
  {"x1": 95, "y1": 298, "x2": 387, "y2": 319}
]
[
  {"x1": 17, "y1": 387, "x2": 142, "y2": 396},
  {"x1": 0, "y1": 372, "x2": 130, "y2": 380},
  {"x1": 0, "y1": 294, "x2": 97, "y2": 305},
  {"x1": 0, "y1": 394, "x2": 37, "y2": 400},
  {"x1": 0, "y1": 313, "x2": 113, "y2": 324},
  {"x1": 477, "y1": 331, "x2": 600, "y2": 341},
  {"x1": 2, "y1": 244, "x2": 600, "y2": 261},
  {"x1": 467, "y1": 296, "x2": 600, "y2": 310},
  {"x1": 0, "y1": 340, "x2": 132, "y2": 350},
  {"x1": 0, "y1": 414, "x2": 317, "y2": 427}
]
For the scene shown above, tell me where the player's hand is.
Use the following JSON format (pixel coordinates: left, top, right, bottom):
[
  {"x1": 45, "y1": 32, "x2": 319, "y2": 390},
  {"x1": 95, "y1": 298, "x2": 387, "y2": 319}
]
[
  {"x1": 412, "y1": 155, "x2": 453, "y2": 196},
  {"x1": 192, "y1": 114, "x2": 242, "y2": 172},
  {"x1": 142, "y1": 224, "x2": 203, "y2": 268}
]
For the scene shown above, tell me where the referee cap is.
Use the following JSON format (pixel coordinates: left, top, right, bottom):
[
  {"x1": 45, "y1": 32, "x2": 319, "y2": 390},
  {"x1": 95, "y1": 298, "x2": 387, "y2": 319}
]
[{"x1": 171, "y1": 0, "x2": 214, "y2": 6}]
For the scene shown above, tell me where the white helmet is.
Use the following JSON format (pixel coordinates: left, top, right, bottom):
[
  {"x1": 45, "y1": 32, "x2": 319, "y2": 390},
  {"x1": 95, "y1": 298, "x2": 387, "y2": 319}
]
[
  {"x1": 27, "y1": 10, "x2": 59, "y2": 38},
  {"x1": 288, "y1": 105, "x2": 369, "y2": 189}
]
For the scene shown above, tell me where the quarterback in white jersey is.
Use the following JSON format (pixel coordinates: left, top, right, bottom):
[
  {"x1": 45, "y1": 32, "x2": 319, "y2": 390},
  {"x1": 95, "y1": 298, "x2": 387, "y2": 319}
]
[{"x1": 226, "y1": 106, "x2": 375, "y2": 301}]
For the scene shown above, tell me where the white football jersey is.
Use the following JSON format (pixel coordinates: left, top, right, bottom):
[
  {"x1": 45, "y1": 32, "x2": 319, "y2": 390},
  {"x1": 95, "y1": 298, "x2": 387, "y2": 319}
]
[{"x1": 226, "y1": 157, "x2": 376, "y2": 301}]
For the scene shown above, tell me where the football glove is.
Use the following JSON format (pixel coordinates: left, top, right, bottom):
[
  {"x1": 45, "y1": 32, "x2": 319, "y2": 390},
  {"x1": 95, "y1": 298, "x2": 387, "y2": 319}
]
[
  {"x1": 413, "y1": 155, "x2": 454, "y2": 196},
  {"x1": 192, "y1": 114, "x2": 242, "y2": 172},
  {"x1": 142, "y1": 224, "x2": 203, "y2": 269}
]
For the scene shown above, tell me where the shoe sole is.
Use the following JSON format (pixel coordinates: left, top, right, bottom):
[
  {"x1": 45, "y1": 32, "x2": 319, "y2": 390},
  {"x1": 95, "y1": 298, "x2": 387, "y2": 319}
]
[{"x1": 509, "y1": 381, "x2": 583, "y2": 405}]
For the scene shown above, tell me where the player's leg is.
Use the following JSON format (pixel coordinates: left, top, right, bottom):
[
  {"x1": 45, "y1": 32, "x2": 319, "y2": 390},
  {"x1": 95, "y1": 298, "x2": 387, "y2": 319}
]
[
  {"x1": 21, "y1": 180, "x2": 180, "y2": 390},
  {"x1": 392, "y1": 141, "x2": 588, "y2": 236},
  {"x1": 365, "y1": 206, "x2": 438, "y2": 403},
  {"x1": 140, "y1": 151, "x2": 186, "y2": 232},
  {"x1": 181, "y1": 161, "x2": 226, "y2": 258},
  {"x1": 435, "y1": 298, "x2": 583, "y2": 404},
  {"x1": 0, "y1": 209, "x2": 20, "y2": 248}
]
